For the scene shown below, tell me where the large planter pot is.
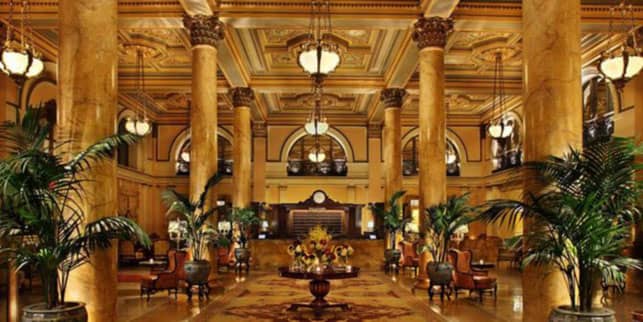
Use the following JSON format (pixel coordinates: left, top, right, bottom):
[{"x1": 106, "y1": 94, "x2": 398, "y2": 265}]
[
  {"x1": 235, "y1": 247, "x2": 250, "y2": 262},
  {"x1": 384, "y1": 249, "x2": 401, "y2": 264},
  {"x1": 22, "y1": 302, "x2": 87, "y2": 322},
  {"x1": 549, "y1": 306, "x2": 615, "y2": 322},
  {"x1": 427, "y1": 261, "x2": 453, "y2": 285},
  {"x1": 184, "y1": 260, "x2": 211, "y2": 284}
]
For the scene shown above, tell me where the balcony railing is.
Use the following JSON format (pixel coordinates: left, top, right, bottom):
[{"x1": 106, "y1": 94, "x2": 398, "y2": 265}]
[{"x1": 287, "y1": 159, "x2": 348, "y2": 176}]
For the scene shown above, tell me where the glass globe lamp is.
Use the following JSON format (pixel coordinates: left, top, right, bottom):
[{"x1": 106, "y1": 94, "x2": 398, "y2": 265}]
[
  {"x1": 308, "y1": 146, "x2": 326, "y2": 163},
  {"x1": 298, "y1": 44, "x2": 341, "y2": 76}
]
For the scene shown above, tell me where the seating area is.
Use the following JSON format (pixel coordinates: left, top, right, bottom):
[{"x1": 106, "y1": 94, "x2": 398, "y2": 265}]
[{"x1": 1, "y1": 1, "x2": 643, "y2": 322}]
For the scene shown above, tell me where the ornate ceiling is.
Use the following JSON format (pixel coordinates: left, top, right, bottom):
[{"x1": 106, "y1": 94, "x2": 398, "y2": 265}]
[{"x1": 2, "y1": 0, "x2": 639, "y2": 125}]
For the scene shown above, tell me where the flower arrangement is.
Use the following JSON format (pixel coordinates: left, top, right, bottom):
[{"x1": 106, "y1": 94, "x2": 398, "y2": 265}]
[{"x1": 287, "y1": 225, "x2": 354, "y2": 270}]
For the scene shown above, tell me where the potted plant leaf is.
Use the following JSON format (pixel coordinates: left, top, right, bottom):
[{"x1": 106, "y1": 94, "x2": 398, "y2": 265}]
[
  {"x1": 228, "y1": 207, "x2": 260, "y2": 265},
  {"x1": 371, "y1": 190, "x2": 410, "y2": 268},
  {"x1": 480, "y1": 137, "x2": 642, "y2": 321},
  {"x1": 161, "y1": 173, "x2": 223, "y2": 284},
  {"x1": 422, "y1": 193, "x2": 478, "y2": 284},
  {"x1": 0, "y1": 107, "x2": 150, "y2": 322}
]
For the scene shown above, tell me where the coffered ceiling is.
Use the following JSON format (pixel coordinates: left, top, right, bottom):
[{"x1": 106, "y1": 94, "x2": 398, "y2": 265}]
[{"x1": 2, "y1": 0, "x2": 640, "y2": 125}]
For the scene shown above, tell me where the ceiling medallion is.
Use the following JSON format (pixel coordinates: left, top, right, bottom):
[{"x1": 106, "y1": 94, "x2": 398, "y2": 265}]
[
  {"x1": 471, "y1": 43, "x2": 520, "y2": 68},
  {"x1": 125, "y1": 48, "x2": 152, "y2": 136},
  {"x1": 597, "y1": 0, "x2": 643, "y2": 91},
  {"x1": 297, "y1": 0, "x2": 341, "y2": 76},
  {"x1": 488, "y1": 52, "x2": 513, "y2": 140},
  {"x1": 0, "y1": 0, "x2": 44, "y2": 86}
]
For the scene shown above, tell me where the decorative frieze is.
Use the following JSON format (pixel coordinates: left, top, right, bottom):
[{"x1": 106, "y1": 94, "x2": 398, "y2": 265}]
[
  {"x1": 380, "y1": 88, "x2": 407, "y2": 108},
  {"x1": 412, "y1": 16, "x2": 454, "y2": 49},
  {"x1": 183, "y1": 14, "x2": 225, "y2": 47},
  {"x1": 229, "y1": 87, "x2": 255, "y2": 107}
]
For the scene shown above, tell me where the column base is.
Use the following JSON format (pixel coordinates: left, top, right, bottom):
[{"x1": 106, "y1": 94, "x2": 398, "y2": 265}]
[{"x1": 412, "y1": 277, "x2": 431, "y2": 292}]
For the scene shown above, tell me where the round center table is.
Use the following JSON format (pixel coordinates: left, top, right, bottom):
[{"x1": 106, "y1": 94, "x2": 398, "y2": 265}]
[{"x1": 278, "y1": 266, "x2": 360, "y2": 318}]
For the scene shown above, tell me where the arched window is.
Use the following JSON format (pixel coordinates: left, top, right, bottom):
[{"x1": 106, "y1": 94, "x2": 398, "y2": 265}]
[
  {"x1": 402, "y1": 136, "x2": 460, "y2": 176},
  {"x1": 176, "y1": 136, "x2": 233, "y2": 175},
  {"x1": 582, "y1": 75, "x2": 615, "y2": 146},
  {"x1": 286, "y1": 135, "x2": 348, "y2": 176},
  {"x1": 491, "y1": 113, "x2": 522, "y2": 172}
]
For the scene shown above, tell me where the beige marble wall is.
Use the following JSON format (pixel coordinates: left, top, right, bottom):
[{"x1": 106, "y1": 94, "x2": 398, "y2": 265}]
[
  {"x1": 522, "y1": 0, "x2": 583, "y2": 320},
  {"x1": 58, "y1": 0, "x2": 119, "y2": 321}
]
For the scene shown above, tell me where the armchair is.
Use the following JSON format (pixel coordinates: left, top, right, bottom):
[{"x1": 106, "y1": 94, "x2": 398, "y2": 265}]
[
  {"x1": 398, "y1": 240, "x2": 420, "y2": 274},
  {"x1": 448, "y1": 249, "x2": 497, "y2": 302},
  {"x1": 140, "y1": 250, "x2": 188, "y2": 300}
]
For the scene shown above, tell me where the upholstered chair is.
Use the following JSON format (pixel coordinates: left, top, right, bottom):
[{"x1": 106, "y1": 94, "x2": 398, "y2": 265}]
[
  {"x1": 140, "y1": 250, "x2": 189, "y2": 300},
  {"x1": 448, "y1": 249, "x2": 497, "y2": 302},
  {"x1": 398, "y1": 240, "x2": 420, "y2": 273}
]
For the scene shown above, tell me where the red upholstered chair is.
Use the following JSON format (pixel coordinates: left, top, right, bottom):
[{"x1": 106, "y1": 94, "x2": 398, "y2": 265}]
[
  {"x1": 448, "y1": 249, "x2": 497, "y2": 302},
  {"x1": 140, "y1": 250, "x2": 189, "y2": 300},
  {"x1": 398, "y1": 240, "x2": 420, "y2": 273}
]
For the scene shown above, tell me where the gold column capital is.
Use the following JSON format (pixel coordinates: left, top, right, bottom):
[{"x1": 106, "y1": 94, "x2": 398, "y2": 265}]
[
  {"x1": 412, "y1": 16, "x2": 454, "y2": 49},
  {"x1": 229, "y1": 87, "x2": 255, "y2": 107},
  {"x1": 183, "y1": 14, "x2": 225, "y2": 47},
  {"x1": 380, "y1": 88, "x2": 407, "y2": 108}
]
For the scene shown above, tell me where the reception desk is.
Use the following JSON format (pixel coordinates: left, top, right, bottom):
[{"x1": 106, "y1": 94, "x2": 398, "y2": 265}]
[{"x1": 249, "y1": 239, "x2": 386, "y2": 271}]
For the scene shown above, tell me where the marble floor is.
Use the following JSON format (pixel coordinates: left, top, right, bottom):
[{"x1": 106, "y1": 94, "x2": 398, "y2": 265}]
[{"x1": 3, "y1": 266, "x2": 642, "y2": 321}]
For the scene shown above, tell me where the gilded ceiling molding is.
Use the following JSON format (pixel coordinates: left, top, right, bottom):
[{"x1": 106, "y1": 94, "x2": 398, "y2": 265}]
[
  {"x1": 380, "y1": 88, "x2": 407, "y2": 108},
  {"x1": 229, "y1": 87, "x2": 255, "y2": 107},
  {"x1": 183, "y1": 14, "x2": 225, "y2": 47},
  {"x1": 412, "y1": 16, "x2": 454, "y2": 49}
]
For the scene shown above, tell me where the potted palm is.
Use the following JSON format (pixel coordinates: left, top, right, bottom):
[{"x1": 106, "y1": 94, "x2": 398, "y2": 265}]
[
  {"x1": 371, "y1": 190, "x2": 410, "y2": 268},
  {"x1": 161, "y1": 174, "x2": 223, "y2": 284},
  {"x1": 229, "y1": 207, "x2": 259, "y2": 264},
  {"x1": 0, "y1": 107, "x2": 150, "y2": 322},
  {"x1": 481, "y1": 137, "x2": 642, "y2": 321},
  {"x1": 423, "y1": 193, "x2": 478, "y2": 284}
]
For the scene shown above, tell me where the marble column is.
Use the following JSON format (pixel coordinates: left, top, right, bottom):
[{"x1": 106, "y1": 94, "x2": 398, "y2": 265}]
[
  {"x1": 412, "y1": 16, "x2": 453, "y2": 290},
  {"x1": 58, "y1": 0, "x2": 119, "y2": 321},
  {"x1": 184, "y1": 15, "x2": 224, "y2": 278},
  {"x1": 367, "y1": 124, "x2": 383, "y2": 233},
  {"x1": 381, "y1": 88, "x2": 405, "y2": 200},
  {"x1": 252, "y1": 123, "x2": 267, "y2": 202},
  {"x1": 230, "y1": 87, "x2": 254, "y2": 208},
  {"x1": 522, "y1": 0, "x2": 582, "y2": 320},
  {"x1": 183, "y1": 15, "x2": 224, "y2": 203}
]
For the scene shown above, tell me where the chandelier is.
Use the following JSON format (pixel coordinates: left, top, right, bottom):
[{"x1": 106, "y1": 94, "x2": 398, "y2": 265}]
[
  {"x1": 298, "y1": 0, "x2": 341, "y2": 76},
  {"x1": 308, "y1": 137, "x2": 326, "y2": 163},
  {"x1": 488, "y1": 52, "x2": 513, "y2": 139},
  {"x1": 125, "y1": 49, "x2": 152, "y2": 136},
  {"x1": 598, "y1": 0, "x2": 643, "y2": 90},
  {"x1": 304, "y1": 75, "x2": 329, "y2": 136},
  {"x1": 0, "y1": 0, "x2": 44, "y2": 85}
]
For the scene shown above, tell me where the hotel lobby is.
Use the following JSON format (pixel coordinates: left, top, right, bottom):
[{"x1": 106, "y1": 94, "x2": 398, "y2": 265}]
[{"x1": 1, "y1": 0, "x2": 643, "y2": 321}]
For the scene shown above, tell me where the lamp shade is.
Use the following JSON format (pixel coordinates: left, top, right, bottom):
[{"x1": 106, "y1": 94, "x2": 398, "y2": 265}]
[
  {"x1": 445, "y1": 152, "x2": 457, "y2": 165},
  {"x1": 125, "y1": 117, "x2": 152, "y2": 136},
  {"x1": 488, "y1": 121, "x2": 513, "y2": 139},
  {"x1": 304, "y1": 118, "x2": 329, "y2": 136},
  {"x1": 1, "y1": 48, "x2": 29, "y2": 75},
  {"x1": 308, "y1": 146, "x2": 326, "y2": 163},
  {"x1": 599, "y1": 54, "x2": 643, "y2": 83},
  {"x1": 25, "y1": 56, "x2": 44, "y2": 78},
  {"x1": 298, "y1": 46, "x2": 340, "y2": 75},
  {"x1": 180, "y1": 151, "x2": 190, "y2": 162}
]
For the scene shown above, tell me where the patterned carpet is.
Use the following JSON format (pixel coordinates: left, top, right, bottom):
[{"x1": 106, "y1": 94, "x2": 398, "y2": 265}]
[{"x1": 191, "y1": 272, "x2": 445, "y2": 322}]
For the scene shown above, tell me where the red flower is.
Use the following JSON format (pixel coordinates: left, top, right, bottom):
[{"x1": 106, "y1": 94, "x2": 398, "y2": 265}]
[
  {"x1": 320, "y1": 239, "x2": 327, "y2": 245},
  {"x1": 48, "y1": 181, "x2": 56, "y2": 190}
]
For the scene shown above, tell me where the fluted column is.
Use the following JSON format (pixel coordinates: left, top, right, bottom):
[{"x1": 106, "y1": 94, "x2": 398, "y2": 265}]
[
  {"x1": 58, "y1": 0, "x2": 119, "y2": 321},
  {"x1": 522, "y1": 0, "x2": 582, "y2": 320},
  {"x1": 412, "y1": 16, "x2": 453, "y2": 290},
  {"x1": 230, "y1": 87, "x2": 254, "y2": 208},
  {"x1": 184, "y1": 15, "x2": 224, "y2": 203},
  {"x1": 381, "y1": 88, "x2": 405, "y2": 200}
]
